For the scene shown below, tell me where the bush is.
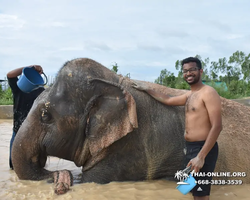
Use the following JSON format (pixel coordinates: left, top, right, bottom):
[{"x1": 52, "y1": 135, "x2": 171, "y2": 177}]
[
  {"x1": 209, "y1": 82, "x2": 243, "y2": 99},
  {"x1": 0, "y1": 87, "x2": 13, "y2": 105}
]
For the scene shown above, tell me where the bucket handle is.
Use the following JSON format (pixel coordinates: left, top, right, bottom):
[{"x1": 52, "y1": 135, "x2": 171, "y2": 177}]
[
  {"x1": 31, "y1": 66, "x2": 48, "y2": 87},
  {"x1": 40, "y1": 72, "x2": 48, "y2": 86}
]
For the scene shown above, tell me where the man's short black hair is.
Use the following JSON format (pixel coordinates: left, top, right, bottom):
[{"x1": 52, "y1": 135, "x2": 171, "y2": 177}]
[{"x1": 181, "y1": 57, "x2": 202, "y2": 69}]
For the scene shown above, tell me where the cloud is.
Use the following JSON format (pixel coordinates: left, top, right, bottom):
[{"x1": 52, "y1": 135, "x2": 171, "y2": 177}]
[
  {"x1": 137, "y1": 44, "x2": 163, "y2": 52},
  {"x1": 0, "y1": 14, "x2": 25, "y2": 29},
  {"x1": 0, "y1": 0, "x2": 250, "y2": 83},
  {"x1": 58, "y1": 46, "x2": 84, "y2": 52},
  {"x1": 39, "y1": 21, "x2": 67, "y2": 28},
  {"x1": 157, "y1": 29, "x2": 190, "y2": 38}
]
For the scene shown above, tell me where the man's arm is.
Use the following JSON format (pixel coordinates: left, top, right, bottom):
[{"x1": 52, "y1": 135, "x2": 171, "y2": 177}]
[
  {"x1": 142, "y1": 88, "x2": 188, "y2": 106},
  {"x1": 132, "y1": 80, "x2": 188, "y2": 106},
  {"x1": 188, "y1": 88, "x2": 222, "y2": 172},
  {"x1": 7, "y1": 65, "x2": 43, "y2": 78},
  {"x1": 7, "y1": 67, "x2": 24, "y2": 78}
]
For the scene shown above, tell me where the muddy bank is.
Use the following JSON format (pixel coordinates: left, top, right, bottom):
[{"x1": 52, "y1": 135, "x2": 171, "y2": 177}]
[
  {"x1": 0, "y1": 105, "x2": 13, "y2": 119},
  {"x1": 233, "y1": 98, "x2": 250, "y2": 107}
]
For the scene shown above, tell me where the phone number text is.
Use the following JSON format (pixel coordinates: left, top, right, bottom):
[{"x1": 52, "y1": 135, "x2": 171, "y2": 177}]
[{"x1": 196, "y1": 179, "x2": 243, "y2": 185}]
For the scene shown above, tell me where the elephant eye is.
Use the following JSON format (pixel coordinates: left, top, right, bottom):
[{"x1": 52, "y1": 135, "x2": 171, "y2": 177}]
[{"x1": 41, "y1": 109, "x2": 52, "y2": 123}]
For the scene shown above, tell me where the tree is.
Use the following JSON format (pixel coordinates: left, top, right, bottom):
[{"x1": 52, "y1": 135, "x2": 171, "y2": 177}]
[
  {"x1": 155, "y1": 51, "x2": 250, "y2": 99},
  {"x1": 110, "y1": 63, "x2": 131, "y2": 79},
  {"x1": 111, "y1": 62, "x2": 118, "y2": 73},
  {"x1": 175, "y1": 170, "x2": 183, "y2": 181},
  {"x1": 241, "y1": 54, "x2": 250, "y2": 82},
  {"x1": 229, "y1": 51, "x2": 250, "y2": 81},
  {"x1": 155, "y1": 69, "x2": 176, "y2": 88},
  {"x1": 211, "y1": 56, "x2": 241, "y2": 85},
  {"x1": 194, "y1": 55, "x2": 210, "y2": 81}
]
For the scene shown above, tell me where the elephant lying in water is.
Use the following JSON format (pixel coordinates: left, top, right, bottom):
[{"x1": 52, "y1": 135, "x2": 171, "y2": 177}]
[{"x1": 12, "y1": 58, "x2": 250, "y2": 194}]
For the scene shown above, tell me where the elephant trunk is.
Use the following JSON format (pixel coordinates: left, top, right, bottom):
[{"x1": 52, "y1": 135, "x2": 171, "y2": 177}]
[{"x1": 11, "y1": 119, "x2": 52, "y2": 180}]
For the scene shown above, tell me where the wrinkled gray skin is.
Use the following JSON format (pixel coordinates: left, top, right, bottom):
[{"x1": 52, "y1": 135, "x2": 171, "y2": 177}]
[{"x1": 12, "y1": 58, "x2": 186, "y2": 184}]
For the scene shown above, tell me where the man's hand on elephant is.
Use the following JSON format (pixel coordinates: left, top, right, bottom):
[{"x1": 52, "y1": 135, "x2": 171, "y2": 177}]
[
  {"x1": 187, "y1": 156, "x2": 205, "y2": 173},
  {"x1": 132, "y1": 80, "x2": 148, "y2": 91}
]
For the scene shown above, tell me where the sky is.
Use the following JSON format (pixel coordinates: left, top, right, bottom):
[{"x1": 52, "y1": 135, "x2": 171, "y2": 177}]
[{"x1": 0, "y1": 0, "x2": 250, "y2": 83}]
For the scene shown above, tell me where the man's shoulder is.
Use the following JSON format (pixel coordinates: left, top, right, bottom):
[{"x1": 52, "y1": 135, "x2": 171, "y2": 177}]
[
  {"x1": 201, "y1": 85, "x2": 221, "y2": 102},
  {"x1": 7, "y1": 77, "x2": 20, "y2": 94},
  {"x1": 202, "y1": 85, "x2": 218, "y2": 94},
  {"x1": 7, "y1": 76, "x2": 18, "y2": 84}
]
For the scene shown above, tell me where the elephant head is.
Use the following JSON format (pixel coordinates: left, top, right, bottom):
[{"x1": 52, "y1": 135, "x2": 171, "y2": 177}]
[{"x1": 12, "y1": 58, "x2": 139, "y2": 180}]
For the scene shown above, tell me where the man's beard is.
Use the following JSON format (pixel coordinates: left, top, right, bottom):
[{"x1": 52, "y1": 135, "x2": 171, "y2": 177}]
[{"x1": 185, "y1": 74, "x2": 200, "y2": 85}]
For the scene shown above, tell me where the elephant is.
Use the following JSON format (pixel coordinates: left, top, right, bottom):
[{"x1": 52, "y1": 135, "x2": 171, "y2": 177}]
[
  {"x1": 12, "y1": 58, "x2": 186, "y2": 191},
  {"x1": 12, "y1": 58, "x2": 250, "y2": 194}
]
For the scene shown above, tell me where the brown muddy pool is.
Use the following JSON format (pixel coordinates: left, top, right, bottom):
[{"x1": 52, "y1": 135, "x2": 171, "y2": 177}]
[{"x1": 0, "y1": 119, "x2": 249, "y2": 200}]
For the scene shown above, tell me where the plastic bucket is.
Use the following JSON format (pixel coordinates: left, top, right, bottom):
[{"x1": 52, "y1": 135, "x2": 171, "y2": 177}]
[{"x1": 17, "y1": 67, "x2": 48, "y2": 93}]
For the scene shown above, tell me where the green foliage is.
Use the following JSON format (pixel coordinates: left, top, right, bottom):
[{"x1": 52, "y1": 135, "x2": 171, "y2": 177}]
[
  {"x1": 175, "y1": 80, "x2": 190, "y2": 90},
  {"x1": 208, "y1": 81, "x2": 237, "y2": 99},
  {"x1": 229, "y1": 51, "x2": 250, "y2": 81},
  {"x1": 155, "y1": 50, "x2": 250, "y2": 99},
  {"x1": 155, "y1": 69, "x2": 176, "y2": 88},
  {"x1": 0, "y1": 87, "x2": 13, "y2": 105},
  {"x1": 110, "y1": 63, "x2": 131, "y2": 79},
  {"x1": 111, "y1": 62, "x2": 118, "y2": 73}
]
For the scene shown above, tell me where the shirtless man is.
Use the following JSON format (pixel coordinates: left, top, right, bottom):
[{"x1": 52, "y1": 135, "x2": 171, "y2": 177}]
[{"x1": 133, "y1": 57, "x2": 222, "y2": 200}]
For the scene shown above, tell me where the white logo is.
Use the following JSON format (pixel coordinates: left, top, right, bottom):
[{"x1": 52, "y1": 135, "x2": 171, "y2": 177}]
[
  {"x1": 197, "y1": 187, "x2": 203, "y2": 191},
  {"x1": 175, "y1": 170, "x2": 190, "y2": 185}
]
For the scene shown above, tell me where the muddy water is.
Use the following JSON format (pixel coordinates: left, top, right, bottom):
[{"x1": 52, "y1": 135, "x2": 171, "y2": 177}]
[{"x1": 0, "y1": 119, "x2": 249, "y2": 200}]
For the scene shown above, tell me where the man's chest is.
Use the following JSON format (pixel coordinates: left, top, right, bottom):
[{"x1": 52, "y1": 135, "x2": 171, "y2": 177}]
[{"x1": 185, "y1": 92, "x2": 205, "y2": 112}]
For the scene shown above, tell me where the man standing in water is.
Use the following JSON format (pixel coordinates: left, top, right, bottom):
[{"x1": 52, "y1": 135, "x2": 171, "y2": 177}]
[
  {"x1": 133, "y1": 57, "x2": 222, "y2": 200},
  {"x1": 7, "y1": 65, "x2": 45, "y2": 169}
]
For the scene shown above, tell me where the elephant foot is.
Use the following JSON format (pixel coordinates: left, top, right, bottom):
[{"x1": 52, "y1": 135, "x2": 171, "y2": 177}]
[{"x1": 53, "y1": 170, "x2": 73, "y2": 195}]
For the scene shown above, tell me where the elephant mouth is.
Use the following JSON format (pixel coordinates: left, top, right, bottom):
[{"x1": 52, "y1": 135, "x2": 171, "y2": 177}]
[{"x1": 74, "y1": 136, "x2": 108, "y2": 172}]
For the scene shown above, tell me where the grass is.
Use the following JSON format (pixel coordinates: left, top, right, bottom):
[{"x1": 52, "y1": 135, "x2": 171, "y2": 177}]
[{"x1": 0, "y1": 87, "x2": 13, "y2": 105}]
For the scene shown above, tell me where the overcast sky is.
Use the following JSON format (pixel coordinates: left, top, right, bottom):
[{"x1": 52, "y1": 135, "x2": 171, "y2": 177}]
[{"x1": 1, "y1": 0, "x2": 250, "y2": 83}]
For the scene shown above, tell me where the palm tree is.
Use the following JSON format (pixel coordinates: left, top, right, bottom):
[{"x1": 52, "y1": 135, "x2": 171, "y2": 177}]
[
  {"x1": 175, "y1": 170, "x2": 183, "y2": 181},
  {"x1": 183, "y1": 173, "x2": 189, "y2": 181}
]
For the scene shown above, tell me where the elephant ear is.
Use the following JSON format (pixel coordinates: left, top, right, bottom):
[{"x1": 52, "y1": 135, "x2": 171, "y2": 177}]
[{"x1": 86, "y1": 78, "x2": 138, "y2": 157}]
